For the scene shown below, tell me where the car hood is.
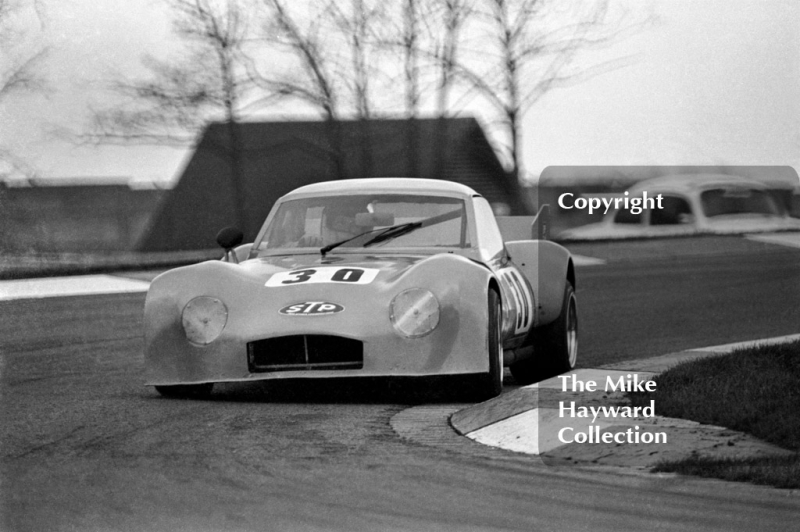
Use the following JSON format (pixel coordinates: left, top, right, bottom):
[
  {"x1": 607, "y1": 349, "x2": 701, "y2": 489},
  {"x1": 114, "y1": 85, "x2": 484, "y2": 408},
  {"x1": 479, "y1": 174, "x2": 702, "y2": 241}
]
[
  {"x1": 146, "y1": 250, "x2": 493, "y2": 323},
  {"x1": 149, "y1": 252, "x2": 449, "y2": 297}
]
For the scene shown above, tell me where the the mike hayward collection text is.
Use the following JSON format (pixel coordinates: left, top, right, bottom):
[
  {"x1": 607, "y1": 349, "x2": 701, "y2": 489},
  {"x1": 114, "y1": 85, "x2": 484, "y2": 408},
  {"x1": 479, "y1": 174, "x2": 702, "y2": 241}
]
[{"x1": 555, "y1": 373, "x2": 667, "y2": 445}]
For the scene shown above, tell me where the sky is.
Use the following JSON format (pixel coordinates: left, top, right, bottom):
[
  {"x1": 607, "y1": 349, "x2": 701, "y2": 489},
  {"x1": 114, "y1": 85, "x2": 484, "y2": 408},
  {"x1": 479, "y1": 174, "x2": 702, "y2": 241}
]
[{"x1": 1, "y1": 0, "x2": 798, "y2": 186}]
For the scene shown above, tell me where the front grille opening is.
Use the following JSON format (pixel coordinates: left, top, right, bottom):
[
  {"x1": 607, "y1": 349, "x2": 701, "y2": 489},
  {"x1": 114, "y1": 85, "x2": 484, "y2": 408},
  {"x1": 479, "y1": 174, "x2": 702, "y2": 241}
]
[{"x1": 248, "y1": 335, "x2": 364, "y2": 373}]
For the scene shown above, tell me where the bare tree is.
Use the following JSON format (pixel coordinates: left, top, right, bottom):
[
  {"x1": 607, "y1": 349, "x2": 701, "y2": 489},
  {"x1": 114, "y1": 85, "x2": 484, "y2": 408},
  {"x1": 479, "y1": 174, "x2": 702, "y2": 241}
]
[
  {"x1": 327, "y1": 0, "x2": 385, "y2": 120},
  {"x1": 370, "y1": 0, "x2": 426, "y2": 176},
  {"x1": 85, "y1": 0, "x2": 267, "y2": 230},
  {"x1": 0, "y1": 0, "x2": 47, "y2": 100},
  {"x1": 261, "y1": 0, "x2": 339, "y2": 120},
  {"x1": 0, "y1": 46, "x2": 47, "y2": 103},
  {"x1": 430, "y1": 0, "x2": 474, "y2": 118},
  {"x1": 0, "y1": 0, "x2": 48, "y2": 176},
  {"x1": 90, "y1": 0, "x2": 264, "y2": 142},
  {"x1": 378, "y1": 0, "x2": 473, "y2": 120},
  {"x1": 451, "y1": 0, "x2": 645, "y2": 196},
  {"x1": 372, "y1": 0, "x2": 472, "y2": 178},
  {"x1": 261, "y1": 0, "x2": 391, "y2": 178},
  {"x1": 261, "y1": 0, "x2": 347, "y2": 177},
  {"x1": 326, "y1": 0, "x2": 387, "y2": 176},
  {"x1": 401, "y1": 0, "x2": 421, "y2": 119},
  {"x1": 429, "y1": 0, "x2": 475, "y2": 179}
]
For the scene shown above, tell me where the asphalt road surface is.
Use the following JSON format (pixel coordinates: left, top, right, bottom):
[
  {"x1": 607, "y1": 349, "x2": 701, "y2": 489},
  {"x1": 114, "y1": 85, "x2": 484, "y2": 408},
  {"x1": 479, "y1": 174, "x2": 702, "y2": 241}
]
[
  {"x1": 572, "y1": 236, "x2": 800, "y2": 367},
  {"x1": 2, "y1": 238, "x2": 799, "y2": 531}
]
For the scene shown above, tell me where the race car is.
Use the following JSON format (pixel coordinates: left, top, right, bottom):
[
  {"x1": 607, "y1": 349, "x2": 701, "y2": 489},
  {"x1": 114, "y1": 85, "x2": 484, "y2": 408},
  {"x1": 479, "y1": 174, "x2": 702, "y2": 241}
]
[
  {"x1": 559, "y1": 174, "x2": 800, "y2": 241},
  {"x1": 144, "y1": 178, "x2": 577, "y2": 399}
]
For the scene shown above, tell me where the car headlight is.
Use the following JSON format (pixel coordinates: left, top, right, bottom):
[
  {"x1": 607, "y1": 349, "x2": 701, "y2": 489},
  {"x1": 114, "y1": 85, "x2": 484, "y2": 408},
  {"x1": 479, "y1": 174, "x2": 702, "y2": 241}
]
[
  {"x1": 182, "y1": 296, "x2": 228, "y2": 346},
  {"x1": 390, "y1": 288, "x2": 440, "y2": 338}
]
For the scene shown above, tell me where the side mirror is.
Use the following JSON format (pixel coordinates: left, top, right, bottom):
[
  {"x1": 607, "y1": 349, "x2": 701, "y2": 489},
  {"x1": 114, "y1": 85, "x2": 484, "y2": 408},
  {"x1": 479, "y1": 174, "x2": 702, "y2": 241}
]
[{"x1": 216, "y1": 227, "x2": 244, "y2": 263}]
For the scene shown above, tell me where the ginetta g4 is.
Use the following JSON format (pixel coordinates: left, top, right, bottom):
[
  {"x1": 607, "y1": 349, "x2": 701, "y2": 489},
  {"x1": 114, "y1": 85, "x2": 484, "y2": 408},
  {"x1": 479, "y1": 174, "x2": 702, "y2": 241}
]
[{"x1": 144, "y1": 178, "x2": 577, "y2": 399}]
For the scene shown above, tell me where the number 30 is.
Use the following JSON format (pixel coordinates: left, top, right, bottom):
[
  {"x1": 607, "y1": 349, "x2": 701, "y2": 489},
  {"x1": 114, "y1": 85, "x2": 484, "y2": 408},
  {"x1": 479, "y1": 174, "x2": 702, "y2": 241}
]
[{"x1": 281, "y1": 269, "x2": 316, "y2": 284}]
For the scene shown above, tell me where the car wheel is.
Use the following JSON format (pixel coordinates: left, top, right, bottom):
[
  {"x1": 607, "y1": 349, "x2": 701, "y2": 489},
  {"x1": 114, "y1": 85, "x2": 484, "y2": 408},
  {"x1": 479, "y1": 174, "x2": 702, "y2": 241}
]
[
  {"x1": 510, "y1": 281, "x2": 578, "y2": 384},
  {"x1": 154, "y1": 383, "x2": 214, "y2": 399},
  {"x1": 476, "y1": 288, "x2": 504, "y2": 400}
]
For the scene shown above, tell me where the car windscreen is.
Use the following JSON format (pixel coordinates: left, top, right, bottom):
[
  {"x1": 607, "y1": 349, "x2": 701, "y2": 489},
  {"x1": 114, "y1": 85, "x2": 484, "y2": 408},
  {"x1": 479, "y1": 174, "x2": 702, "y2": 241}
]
[
  {"x1": 256, "y1": 194, "x2": 469, "y2": 252},
  {"x1": 700, "y1": 188, "x2": 780, "y2": 218}
]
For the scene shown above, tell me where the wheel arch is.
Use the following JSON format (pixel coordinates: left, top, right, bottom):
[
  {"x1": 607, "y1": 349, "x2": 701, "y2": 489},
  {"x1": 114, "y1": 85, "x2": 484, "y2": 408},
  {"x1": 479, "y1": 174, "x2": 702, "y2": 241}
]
[
  {"x1": 505, "y1": 239, "x2": 574, "y2": 327},
  {"x1": 488, "y1": 277, "x2": 502, "y2": 300},
  {"x1": 567, "y1": 257, "x2": 576, "y2": 291}
]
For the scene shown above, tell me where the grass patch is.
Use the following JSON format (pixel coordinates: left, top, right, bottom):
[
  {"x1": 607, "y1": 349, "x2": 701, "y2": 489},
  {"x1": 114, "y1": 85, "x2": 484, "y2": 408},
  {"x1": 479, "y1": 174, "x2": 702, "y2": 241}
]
[{"x1": 629, "y1": 339, "x2": 800, "y2": 488}]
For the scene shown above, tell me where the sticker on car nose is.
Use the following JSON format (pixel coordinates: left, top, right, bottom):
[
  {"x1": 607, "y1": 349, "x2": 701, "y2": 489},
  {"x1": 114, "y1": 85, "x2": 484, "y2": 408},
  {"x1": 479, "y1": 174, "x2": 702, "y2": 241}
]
[{"x1": 279, "y1": 302, "x2": 344, "y2": 316}]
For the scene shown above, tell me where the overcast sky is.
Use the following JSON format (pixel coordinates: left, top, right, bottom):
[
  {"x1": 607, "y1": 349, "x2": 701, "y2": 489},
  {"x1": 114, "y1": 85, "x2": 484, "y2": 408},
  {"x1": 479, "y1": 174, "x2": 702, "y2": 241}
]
[{"x1": 1, "y1": 0, "x2": 798, "y2": 185}]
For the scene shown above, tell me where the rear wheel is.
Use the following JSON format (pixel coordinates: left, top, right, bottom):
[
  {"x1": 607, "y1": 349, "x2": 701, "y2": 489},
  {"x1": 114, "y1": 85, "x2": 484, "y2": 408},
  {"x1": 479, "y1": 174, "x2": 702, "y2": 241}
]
[
  {"x1": 476, "y1": 288, "x2": 504, "y2": 400},
  {"x1": 154, "y1": 383, "x2": 214, "y2": 399},
  {"x1": 510, "y1": 281, "x2": 577, "y2": 384}
]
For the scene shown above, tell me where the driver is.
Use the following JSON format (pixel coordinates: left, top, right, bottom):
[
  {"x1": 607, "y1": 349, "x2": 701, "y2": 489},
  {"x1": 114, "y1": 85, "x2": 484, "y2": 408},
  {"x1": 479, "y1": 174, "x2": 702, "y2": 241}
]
[
  {"x1": 286, "y1": 201, "x2": 371, "y2": 248},
  {"x1": 321, "y1": 208, "x2": 360, "y2": 244},
  {"x1": 319, "y1": 201, "x2": 375, "y2": 245}
]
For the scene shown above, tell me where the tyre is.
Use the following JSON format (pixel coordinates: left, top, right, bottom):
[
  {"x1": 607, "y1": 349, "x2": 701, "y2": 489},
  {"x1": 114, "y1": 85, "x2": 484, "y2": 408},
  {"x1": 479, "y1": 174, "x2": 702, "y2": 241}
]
[
  {"x1": 154, "y1": 383, "x2": 214, "y2": 399},
  {"x1": 510, "y1": 281, "x2": 577, "y2": 384},
  {"x1": 476, "y1": 288, "x2": 504, "y2": 400}
]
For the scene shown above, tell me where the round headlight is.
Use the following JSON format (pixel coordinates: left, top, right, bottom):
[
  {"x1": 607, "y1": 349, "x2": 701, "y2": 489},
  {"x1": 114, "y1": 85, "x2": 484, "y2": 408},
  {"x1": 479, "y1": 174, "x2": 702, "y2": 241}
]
[
  {"x1": 390, "y1": 288, "x2": 440, "y2": 338},
  {"x1": 182, "y1": 296, "x2": 228, "y2": 346}
]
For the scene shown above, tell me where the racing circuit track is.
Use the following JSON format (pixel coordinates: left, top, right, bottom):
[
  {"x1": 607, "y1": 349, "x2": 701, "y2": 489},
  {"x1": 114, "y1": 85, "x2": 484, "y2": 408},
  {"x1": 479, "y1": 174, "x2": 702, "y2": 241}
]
[{"x1": 2, "y1": 236, "x2": 799, "y2": 531}]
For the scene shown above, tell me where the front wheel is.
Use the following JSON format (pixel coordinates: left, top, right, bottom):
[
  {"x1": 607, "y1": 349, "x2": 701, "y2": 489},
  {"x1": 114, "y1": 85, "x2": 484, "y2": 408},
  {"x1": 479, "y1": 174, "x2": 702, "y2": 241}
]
[
  {"x1": 154, "y1": 383, "x2": 214, "y2": 399},
  {"x1": 510, "y1": 281, "x2": 578, "y2": 384}
]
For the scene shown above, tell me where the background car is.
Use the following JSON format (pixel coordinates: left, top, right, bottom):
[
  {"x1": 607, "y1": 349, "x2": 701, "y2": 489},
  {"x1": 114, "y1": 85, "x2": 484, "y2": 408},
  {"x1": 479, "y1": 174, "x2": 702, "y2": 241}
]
[
  {"x1": 144, "y1": 178, "x2": 577, "y2": 400},
  {"x1": 558, "y1": 174, "x2": 800, "y2": 241}
]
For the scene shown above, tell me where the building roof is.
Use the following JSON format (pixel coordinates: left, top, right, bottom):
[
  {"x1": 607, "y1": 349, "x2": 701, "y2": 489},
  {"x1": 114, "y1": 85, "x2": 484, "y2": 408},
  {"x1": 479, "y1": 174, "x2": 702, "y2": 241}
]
[{"x1": 138, "y1": 117, "x2": 525, "y2": 251}]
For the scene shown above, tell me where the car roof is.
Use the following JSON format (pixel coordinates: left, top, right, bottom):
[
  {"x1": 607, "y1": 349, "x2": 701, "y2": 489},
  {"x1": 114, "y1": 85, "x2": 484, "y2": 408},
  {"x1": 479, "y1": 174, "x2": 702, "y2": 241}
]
[
  {"x1": 626, "y1": 174, "x2": 768, "y2": 195},
  {"x1": 282, "y1": 178, "x2": 479, "y2": 199}
]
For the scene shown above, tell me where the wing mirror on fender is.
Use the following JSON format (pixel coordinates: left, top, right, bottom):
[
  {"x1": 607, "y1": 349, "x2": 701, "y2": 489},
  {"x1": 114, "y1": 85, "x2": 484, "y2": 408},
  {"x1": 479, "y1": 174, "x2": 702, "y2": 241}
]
[{"x1": 216, "y1": 227, "x2": 244, "y2": 264}]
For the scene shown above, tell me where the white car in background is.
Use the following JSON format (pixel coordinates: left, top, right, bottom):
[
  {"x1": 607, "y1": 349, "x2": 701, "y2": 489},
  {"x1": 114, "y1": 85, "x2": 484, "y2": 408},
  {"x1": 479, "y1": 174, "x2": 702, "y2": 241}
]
[{"x1": 558, "y1": 174, "x2": 800, "y2": 241}]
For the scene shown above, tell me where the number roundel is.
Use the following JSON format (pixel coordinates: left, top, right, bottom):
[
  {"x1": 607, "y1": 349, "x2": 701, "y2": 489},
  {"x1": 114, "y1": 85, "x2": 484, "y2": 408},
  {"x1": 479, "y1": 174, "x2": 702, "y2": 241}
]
[
  {"x1": 498, "y1": 268, "x2": 533, "y2": 335},
  {"x1": 265, "y1": 267, "x2": 380, "y2": 287}
]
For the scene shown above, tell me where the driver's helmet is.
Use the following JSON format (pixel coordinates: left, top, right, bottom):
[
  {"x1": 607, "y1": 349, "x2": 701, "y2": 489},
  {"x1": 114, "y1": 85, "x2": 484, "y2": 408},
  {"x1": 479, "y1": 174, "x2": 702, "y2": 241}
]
[{"x1": 321, "y1": 200, "x2": 371, "y2": 243}]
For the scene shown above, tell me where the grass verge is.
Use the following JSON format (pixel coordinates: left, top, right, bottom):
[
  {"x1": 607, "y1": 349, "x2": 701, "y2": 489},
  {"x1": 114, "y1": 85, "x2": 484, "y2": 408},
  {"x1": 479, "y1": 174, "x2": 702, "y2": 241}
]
[{"x1": 629, "y1": 339, "x2": 800, "y2": 489}]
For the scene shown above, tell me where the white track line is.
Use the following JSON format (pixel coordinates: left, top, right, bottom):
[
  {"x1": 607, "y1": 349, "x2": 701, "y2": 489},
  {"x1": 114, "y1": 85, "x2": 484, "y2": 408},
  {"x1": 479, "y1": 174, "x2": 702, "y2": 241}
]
[
  {"x1": 695, "y1": 334, "x2": 800, "y2": 353},
  {"x1": 0, "y1": 275, "x2": 150, "y2": 301},
  {"x1": 746, "y1": 232, "x2": 800, "y2": 249},
  {"x1": 572, "y1": 254, "x2": 607, "y2": 266}
]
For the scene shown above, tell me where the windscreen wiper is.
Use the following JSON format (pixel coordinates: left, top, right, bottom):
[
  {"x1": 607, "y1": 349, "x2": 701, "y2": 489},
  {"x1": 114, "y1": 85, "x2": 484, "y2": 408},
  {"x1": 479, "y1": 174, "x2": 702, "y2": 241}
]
[
  {"x1": 319, "y1": 222, "x2": 421, "y2": 257},
  {"x1": 362, "y1": 222, "x2": 422, "y2": 247},
  {"x1": 362, "y1": 209, "x2": 461, "y2": 248},
  {"x1": 319, "y1": 228, "x2": 378, "y2": 257}
]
